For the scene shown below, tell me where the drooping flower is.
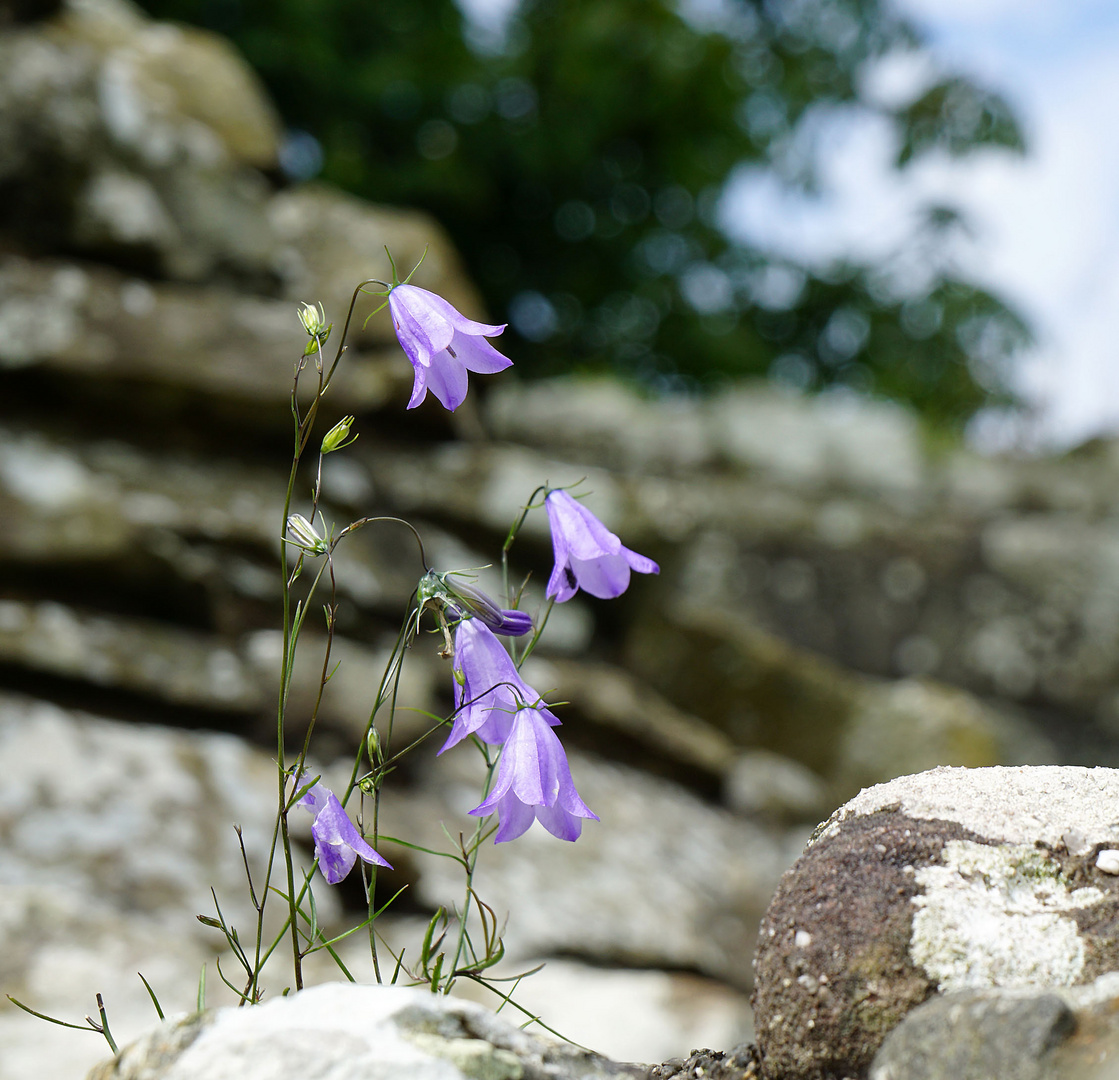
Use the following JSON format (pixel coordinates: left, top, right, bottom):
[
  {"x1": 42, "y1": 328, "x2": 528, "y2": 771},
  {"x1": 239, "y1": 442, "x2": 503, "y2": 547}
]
[
  {"x1": 440, "y1": 618, "x2": 557, "y2": 753},
  {"x1": 388, "y1": 284, "x2": 512, "y2": 412},
  {"x1": 544, "y1": 489, "x2": 659, "y2": 602},
  {"x1": 296, "y1": 777, "x2": 391, "y2": 884},
  {"x1": 469, "y1": 706, "x2": 598, "y2": 843}
]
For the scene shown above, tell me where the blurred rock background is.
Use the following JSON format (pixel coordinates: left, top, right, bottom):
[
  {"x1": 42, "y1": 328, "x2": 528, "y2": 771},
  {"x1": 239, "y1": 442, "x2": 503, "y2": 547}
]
[{"x1": 0, "y1": 0, "x2": 1113, "y2": 1077}]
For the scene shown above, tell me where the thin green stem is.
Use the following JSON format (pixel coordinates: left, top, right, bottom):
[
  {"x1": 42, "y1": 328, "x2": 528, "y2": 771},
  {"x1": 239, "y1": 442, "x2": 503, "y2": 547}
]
[{"x1": 445, "y1": 750, "x2": 500, "y2": 992}]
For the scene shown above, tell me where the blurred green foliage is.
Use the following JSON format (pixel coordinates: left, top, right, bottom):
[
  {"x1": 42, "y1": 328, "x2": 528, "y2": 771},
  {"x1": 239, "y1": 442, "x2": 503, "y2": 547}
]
[{"x1": 141, "y1": 0, "x2": 1029, "y2": 427}]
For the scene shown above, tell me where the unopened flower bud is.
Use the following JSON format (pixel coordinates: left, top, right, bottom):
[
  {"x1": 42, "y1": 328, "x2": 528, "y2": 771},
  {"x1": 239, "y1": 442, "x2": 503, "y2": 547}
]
[
  {"x1": 297, "y1": 301, "x2": 328, "y2": 338},
  {"x1": 297, "y1": 301, "x2": 332, "y2": 357},
  {"x1": 286, "y1": 513, "x2": 328, "y2": 554},
  {"x1": 321, "y1": 416, "x2": 357, "y2": 454},
  {"x1": 417, "y1": 569, "x2": 532, "y2": 637},
  {"x1": 366, "y1": 726, "x2": 380, "y2": 764}
]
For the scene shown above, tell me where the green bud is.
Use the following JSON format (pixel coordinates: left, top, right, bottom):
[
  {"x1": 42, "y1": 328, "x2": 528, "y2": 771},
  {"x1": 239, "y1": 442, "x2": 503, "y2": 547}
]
[
  {"x1": 321, "y1": 415, "x2": 357, "y2": 454},
  {"x1": 366, "y1": 726, "x2": 380, "y2": 764}
]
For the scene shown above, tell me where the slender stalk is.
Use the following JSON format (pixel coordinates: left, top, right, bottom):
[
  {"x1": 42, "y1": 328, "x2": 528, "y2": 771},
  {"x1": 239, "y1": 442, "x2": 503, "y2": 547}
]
[{"x1": 445, "y1": 751, "x2": 499, "y2": 991}]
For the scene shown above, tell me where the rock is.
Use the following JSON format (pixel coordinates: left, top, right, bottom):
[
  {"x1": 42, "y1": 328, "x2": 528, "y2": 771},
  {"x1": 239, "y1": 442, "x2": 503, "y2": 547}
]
[
  {"x1": 268, "y1": 184, "x2": 485, "y2": 350},
  {"x1": 832, "y1": 676, "x2": 1052, "y2": 797},
  {"x1": 625, "y1": 603, "x2": 1052, "y2": 803},
  {"x1": 484, "y1": 378, "x2": 926, "y2": 496},
  {"x1": 0, "y1": 691, "x2": 332, "y2": 1080},
  {"x1": 709, "y1": 386, "x2": 926, "y2": 496},
  {"x1": 723, "y1": 750, "x2": 830, "y2": 825},
  {"x1": 484, "y1": 377, "x2": 716, "y2": 475},
  {"x1": 752, "y1": 766, "x2": 1119, "y2": 1080},
  {"x1": 869, "y1": 972, "x2": 1119, "y2": 1080},
  {"x1": 0, "y1": 0, "x2": 282, "y2": 278},
  {"x1": 519, "y1": 655, "x2": 738, "y2": 788},
  {"x1": 648, "y1": 1045, "x2": 761, "y2": 1080},
  {"x1": 868, "y1": 987, "x2": 1075, "y2": 1080},
  {"x1": 453, "y1": 960, "x2": 754, "y2": 1067},
  {"x1": 0, "y1": 256, "x2": 409, "y2": 409},
  {"x1": 84, "y1": 982, "x2": 648, "y2": 1080}
]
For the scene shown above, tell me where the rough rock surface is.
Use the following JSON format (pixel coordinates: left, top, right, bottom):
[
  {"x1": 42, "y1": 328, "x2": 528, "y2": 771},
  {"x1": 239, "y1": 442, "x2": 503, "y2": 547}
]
[
  {"x1": 869, "y1": 973, "x2": 1119, "y2": 1080},
  {"x1": 753, "y1": 766, "x2": 1119, "y2": 1080},
  {"x1": 0, "y1": 691, "x2": 320, "y2": 1080},
  {"x1": 84, "y1": 982, "x2": 648, "y2": 1080}
]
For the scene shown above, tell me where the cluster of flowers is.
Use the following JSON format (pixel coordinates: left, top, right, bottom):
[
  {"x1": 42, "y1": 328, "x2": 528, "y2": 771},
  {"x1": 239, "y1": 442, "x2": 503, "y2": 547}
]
[{"x1": 297, "y1": 283, "x2": 658, "y2": 884}]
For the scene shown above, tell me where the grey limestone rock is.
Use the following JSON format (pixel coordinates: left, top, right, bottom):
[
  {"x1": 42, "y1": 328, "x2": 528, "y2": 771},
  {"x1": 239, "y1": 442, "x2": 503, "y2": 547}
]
[
  {"x1": 869, "y1": 972, "x2": 1119, "y2": 1080},
  {"x1": 752, "y1": 766, "x2": 1119, "y2": 1080},
  {"x1": 868, "y1": 988, "x2": 1075, "y2": 1080},
  {"x1": 84, "y1": 983, "x2": 648, "y2": 1080}
]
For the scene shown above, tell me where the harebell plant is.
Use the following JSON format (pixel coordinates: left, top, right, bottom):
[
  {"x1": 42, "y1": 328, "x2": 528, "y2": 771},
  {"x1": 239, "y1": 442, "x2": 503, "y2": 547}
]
[{"x1": 8, "y1": 251, "x2": 659, "y2": 1049}]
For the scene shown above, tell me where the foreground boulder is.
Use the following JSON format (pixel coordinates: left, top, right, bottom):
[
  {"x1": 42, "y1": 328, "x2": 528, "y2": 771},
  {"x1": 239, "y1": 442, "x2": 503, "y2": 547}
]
[
  {"x1": 85, "y1": 982, "x2": 647, "y2": 1080},
  {"x1": 868, "y1": 976, "x2": 1119, "y2": 1080},
  {"x1": 752, "y1": 766, "x2": 1119, "y2": 1079}
]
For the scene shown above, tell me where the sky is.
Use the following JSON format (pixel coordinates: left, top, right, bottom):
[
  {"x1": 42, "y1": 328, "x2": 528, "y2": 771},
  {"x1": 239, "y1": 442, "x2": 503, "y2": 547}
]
[
  {"x1": 902, "y1": 0, "x2": 1119, "y2": 449},
  {"x1": 457, "y1": 0, "x2": 1119, "y2": 450},
  {"x1": 722, "y1": 0, "x2": 1119, "y2": 450}
]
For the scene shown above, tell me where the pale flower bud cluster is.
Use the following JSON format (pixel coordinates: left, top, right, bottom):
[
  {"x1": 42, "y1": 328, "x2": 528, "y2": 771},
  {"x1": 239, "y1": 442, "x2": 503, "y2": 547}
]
[{"x1": 297, "y1": 301, "x2": 332, "y2": 356}]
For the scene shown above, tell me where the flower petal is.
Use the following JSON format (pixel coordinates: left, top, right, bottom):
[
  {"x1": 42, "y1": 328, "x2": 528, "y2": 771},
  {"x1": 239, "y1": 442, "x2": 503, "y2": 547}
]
[
  {"x1": 422, "y1": 351, "x2": 470, "y2": 411},
  {"x1": 570, "y1": 553, "x2": 631, "y2": 600},
  {"x1": 310, "y1": 793, "x2": 392, "y2": 883},
  {"x1": 623, "y1": 546, "x2": 660, "y2": 576},
  {"x1": 449, "y1": 328, "x2": 513, "y2": 374},
  {"x1": 490, "y1": 791, "x2": 536, "y2": 843},
  {"x1": 409, "y1": 286, "x2": 506, "y2": 337},
  {"x1": 546, "y1": 561, "x2": 578, "y2": 603},
  {"x1": 389, "y1": 285, "x2": 456, "y2": 364},
  {"x1": 494, "y1": 608, "x2": 533, "y2": 636},
  {"x1": 534, "y1": 802, "x2": 585, "y2": 841},
  {"x1": 294, "y1": 775, "x2": 330, "y2": 814},
  {"x1": 314, "y1": 829, "x2": 358, "y2": 884},
  {"x1": 468, "y1": 708, "x2": 594, "y2": 844},
  {"x1": 406, "y1": 359, "x2": 430, "y2": 409},
  {"x1": 545, "y1": 490, "x2": 621, "y2": 560},
  {"x1": 441, "y1": 620, "x2": 542, "y2": 753}
]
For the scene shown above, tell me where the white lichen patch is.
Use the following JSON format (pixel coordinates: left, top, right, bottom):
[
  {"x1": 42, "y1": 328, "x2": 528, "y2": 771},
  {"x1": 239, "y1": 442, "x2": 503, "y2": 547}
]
[{"x1": 911, "y1": 839, "x2": 1106, "y2": 991}]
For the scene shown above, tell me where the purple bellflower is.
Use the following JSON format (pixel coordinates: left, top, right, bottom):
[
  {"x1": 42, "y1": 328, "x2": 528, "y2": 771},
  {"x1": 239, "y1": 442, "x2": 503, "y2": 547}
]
[
  {"x1": 388, "y1": 284, "x2": 512, "y2": 412},
  {"x1": 544, "y1": 489, "x2": 659, "y2": 602},
  {"x1": 469, "y1": 706, "x2": 598, "y2": 842},
  {"x1": 296, "y1": 777, "x2": 391, "y2": 884},
  {"x1": 441, "y1": 618, "x2": 558, "y2": 753}
]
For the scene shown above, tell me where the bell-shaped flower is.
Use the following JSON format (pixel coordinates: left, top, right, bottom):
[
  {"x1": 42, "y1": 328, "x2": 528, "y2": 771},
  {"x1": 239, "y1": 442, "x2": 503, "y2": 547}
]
[
  {"x1": 441, "y1": 618, "x2": 557, "y2": 753},
  {"x1": 544, "y1": 489, "x2": 659, "y2": 602},
  {"x1": 389, "y1": 284, "x2": 512, "y2": 412},
  {"x1": 296, "y1": 777, "x2": 391, "y2": 884},
  {"x1": 469, "y1": 707, "x2": 598, "y2": 843}
]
